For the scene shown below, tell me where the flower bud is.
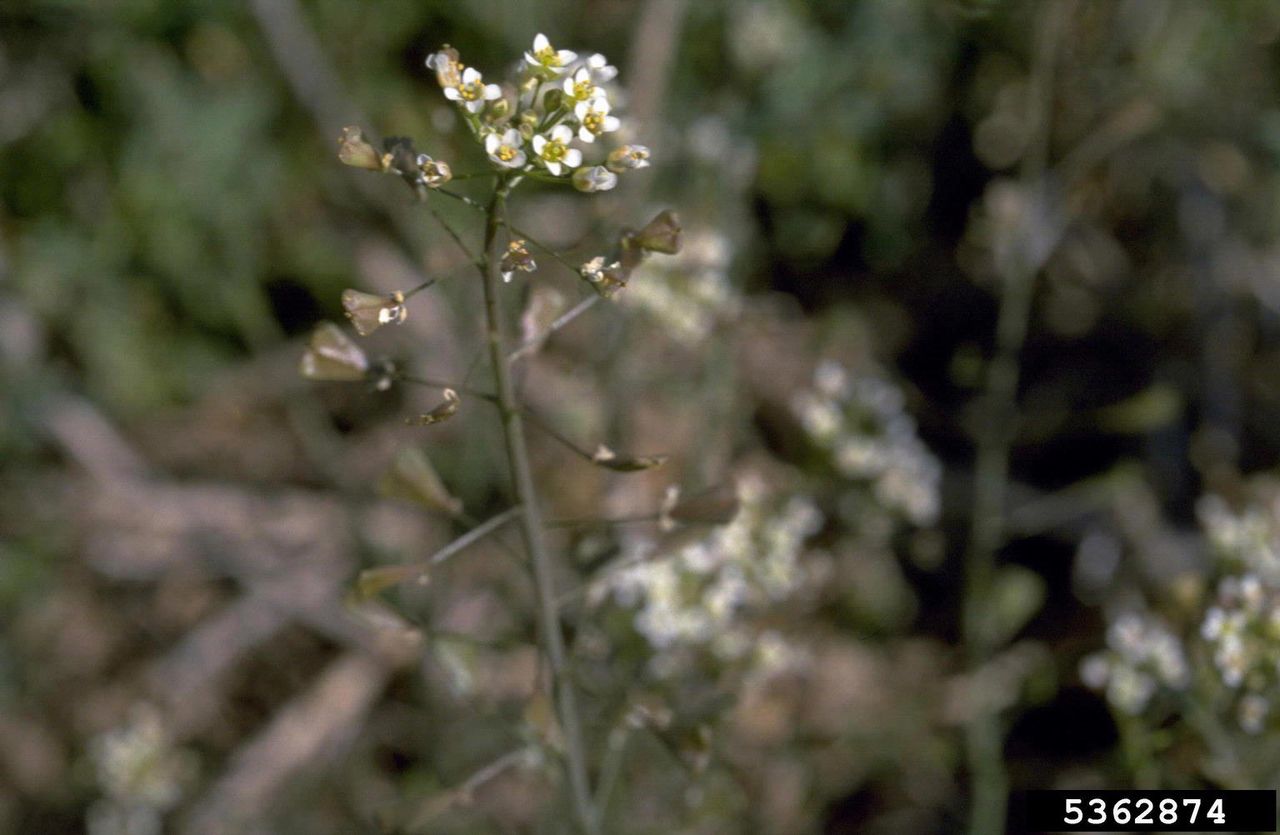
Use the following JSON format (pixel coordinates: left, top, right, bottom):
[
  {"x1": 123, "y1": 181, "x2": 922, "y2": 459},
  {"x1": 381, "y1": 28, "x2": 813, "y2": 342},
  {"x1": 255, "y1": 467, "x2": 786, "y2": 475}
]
[
  {"x1": 484, "y1": 95, "x2": 511, "y2": 122},
  {"x1": 606, "y1": 144, "x2": 651, "y2": 173},
  {"x1": 572, "y1": 165, "x2": 618, "y2": 193},
  {"x1": 415, "y1": 154, "x2": 453, "y2": 188},
  {"x1": 630, "y1": 209, "x2": 682, "y2": 254},
  {"x1": 300, "y1": 322, "x2": 369, "y2": 381},
  {"x1": 342, "y1": 289, "x2": 407, "y2": 336},
  {"x1": 337, "y1": 126, "x2": 386, "y2": 171},
  {"x1": 499, "y1": 239, "x2": 537, "y2": 282}
]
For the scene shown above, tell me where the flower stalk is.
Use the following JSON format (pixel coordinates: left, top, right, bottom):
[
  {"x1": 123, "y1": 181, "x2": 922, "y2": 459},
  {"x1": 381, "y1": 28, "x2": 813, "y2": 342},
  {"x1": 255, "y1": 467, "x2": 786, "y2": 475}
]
[{"x1": 478, "y1": 181, "x2": 598, "y2": 834}]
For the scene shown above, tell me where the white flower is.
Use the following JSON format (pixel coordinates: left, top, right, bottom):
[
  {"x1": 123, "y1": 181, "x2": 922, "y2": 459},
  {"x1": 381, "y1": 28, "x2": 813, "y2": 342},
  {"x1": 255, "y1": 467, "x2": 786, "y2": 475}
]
[
  {"x1": 442, "y1": 67, "x2": 501, "y2": 113},
  {"x1": 584, "y1": 52, "x2": 617, "y2": 83},
  {"x1": 574, "y1": 97, "x2": 620, "y2": 143},
  {"x1": 530, "y1": 125, "x2": 582, "y2": 176},
  {"x1": 562, "y1": 67, "x2": 600, "y2": 103},
  {"x1": 485, "y1": 128, "x2": 527, "y2": 169},
  {"x1": 606, "y1": 144, "x2": 651, "y2": 172},
  {"x1": 572, "y1": 165, "x2": 617, "y2": 193},
  {"x1": 524, "y1": 33, "x2": 576, "y2": 74},
  {"x1": 425, "y1": 48, "x2": 463, "y2": 89}
]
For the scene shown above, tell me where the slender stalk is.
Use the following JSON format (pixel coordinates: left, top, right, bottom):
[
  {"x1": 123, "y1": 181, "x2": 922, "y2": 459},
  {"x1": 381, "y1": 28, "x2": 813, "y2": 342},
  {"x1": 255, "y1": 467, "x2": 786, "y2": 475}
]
[
  {"x1": 961, "y1": 6, "x2": 1070, "y2": 834},
  {"x1": 477, "y1": 183, "x2": 598, "y2": 833},
  {"x1": 509, "y1": 295, "x2": 602, "y2": 362}
]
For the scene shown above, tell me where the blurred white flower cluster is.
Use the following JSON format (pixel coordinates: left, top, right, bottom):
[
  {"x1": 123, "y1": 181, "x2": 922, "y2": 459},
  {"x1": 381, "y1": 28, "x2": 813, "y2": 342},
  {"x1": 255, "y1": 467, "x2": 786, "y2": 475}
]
[
  {"x1": 1079, "y1": 612, "x2": 1189, "y2": 715},
  {"x1": 426, "y1": 35, "x2": 648, "y2": 192},
  {"x1": 620, "y1": 229, "x2": 740, "y2": 344},
  {"x1": 791, "y1": 360, "x2": 941, "y2": 527},
  {"x1": 595, "y1": 478, "x2": 821, "y2": 677},
  {"x1": 1084, "y1": 483, "x2": 1280, "y2": 734},
  {"x1": 86, "y1": 704, "x2": 196, "y2": 835},
  {"x1": 1197, "y1": 490, "x2": 1280, "y2": 733}
]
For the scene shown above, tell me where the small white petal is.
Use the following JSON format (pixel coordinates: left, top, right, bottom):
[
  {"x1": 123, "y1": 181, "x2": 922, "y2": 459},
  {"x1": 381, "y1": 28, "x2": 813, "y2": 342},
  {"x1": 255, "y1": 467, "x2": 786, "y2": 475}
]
[
  {"x1": 484, "y1": 84, "x2": 501, "y2": 100},
  {"x1": 574, "y1": 102, "x2": 590, "y2": 120},
  {"x1": 462, "y1": 67, "x2": 481, "y2": 83},
  {"x1": 550, "y1": 125, "x2": 573, "y2": 143},
  {"x1": 533, "y1": 34, "x2": 550, "y2": 52},
  {"x1": 502, "y1": 129, "x2": 521, "y2": 145},
  {"x1": 558, "y1": 50, "x2": 577, "y2": 64},
  {"x1": 603, "y1": 115, "x2": 620, "y2": 132},
  {"x1": 532, "y1": 135, "x2": 547, "y2": 154},
  {"x1": 511, "y1": 151, "x2": 527, "y2": 167},
  {"x1": 563, "y1": 148, "x2": 582, "y2": 168},
  {"x1": 465, "y1": 99, "x2": 485, "y2": 113},
  {"x1": 443, "y1": 87, "x2": 461, "y2": 101},
  {"x1": 579, "y1": 126, "x2": 594, "y2": 143},
  {"x1": 546, "y1": 161, "x2": 561, "y2": 176},
  {"x1": 485, "y1": 134, "x2": 500, "y2": 153}
]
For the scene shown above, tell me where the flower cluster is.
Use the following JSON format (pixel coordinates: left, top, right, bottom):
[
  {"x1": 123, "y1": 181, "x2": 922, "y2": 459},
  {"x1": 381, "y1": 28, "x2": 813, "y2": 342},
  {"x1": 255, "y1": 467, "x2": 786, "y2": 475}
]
[
  {"x1": 1084, "y1": 485, "x2": 1280, "y2": 733},
  {"x1": 594, "y1": 478, "x2": 821, "y2": 676},
  {"x1": 426, "y1": 36, "x2": 648, "y2": 192},
  {"x1": 1195, "y1": 488, "x2": 1280, "y2": 732},
  {"x1": 620, "y1": 228, "x2": 740, "y2": 344},
  {"x1": 86, "y1": 705, "x2": 196, "y2": 835},
  {"x1": 1079, "y1": 612, "x2": 1189, "y2": 715},
  {"x1": 792, "y1": 360, "x2": 941, "y2": 527}
]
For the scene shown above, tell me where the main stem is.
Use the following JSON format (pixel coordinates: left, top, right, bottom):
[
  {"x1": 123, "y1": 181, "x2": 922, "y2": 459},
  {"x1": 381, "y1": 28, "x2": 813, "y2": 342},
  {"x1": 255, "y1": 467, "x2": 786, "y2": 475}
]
[{"x1": 478, "y1": 184, "x2": 598, "y2": 834}]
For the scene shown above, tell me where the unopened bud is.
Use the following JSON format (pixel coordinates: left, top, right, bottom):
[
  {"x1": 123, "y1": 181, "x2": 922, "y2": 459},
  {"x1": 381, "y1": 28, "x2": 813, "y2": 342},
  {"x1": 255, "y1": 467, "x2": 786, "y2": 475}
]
[{"x1": 572, "y1": 165, "x2": 617, "y2": 193}]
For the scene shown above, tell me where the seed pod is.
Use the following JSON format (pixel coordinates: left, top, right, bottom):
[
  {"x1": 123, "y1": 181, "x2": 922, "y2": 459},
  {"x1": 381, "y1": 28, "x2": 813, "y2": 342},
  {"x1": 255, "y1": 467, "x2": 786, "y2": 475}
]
[
  {"x1": 591, "y1": 443, "x2": 668, "y2": 472},
  {"x1": 630, "y1": 209, "x2": 682, "y2": 254},
  {"x1": 405, "y1": 388, "x2": 461, "y2": 427},
  {"x1": 379, "y1": 445, "x2": 464, "y2": 516},
  {"x1": 299, "y1": 322, "x2": 369, "y2": 381},
  {"x1": 342, "y1": 289, "x2": 407, "y2": 336},
  {"x1": 337, "y1": 126, "x2": 386, "y2": 171}
]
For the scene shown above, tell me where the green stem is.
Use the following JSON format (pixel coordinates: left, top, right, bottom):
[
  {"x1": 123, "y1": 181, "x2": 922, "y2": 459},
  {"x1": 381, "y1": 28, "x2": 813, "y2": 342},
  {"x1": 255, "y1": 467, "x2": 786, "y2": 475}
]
[
  {"x1": 478, "y1": 182, "x2": 599, "y2": 834},
  {"x1": 961, "y1": 6, "x2": 1070, "y2": 833}
]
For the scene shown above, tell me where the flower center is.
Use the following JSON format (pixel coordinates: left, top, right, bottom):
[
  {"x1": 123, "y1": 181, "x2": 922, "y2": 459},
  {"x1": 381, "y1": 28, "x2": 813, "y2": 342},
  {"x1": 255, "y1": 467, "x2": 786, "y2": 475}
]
[
  {"x1": 497, "y1": 144, "x2": 517, "y2": 162},
  {"x1": 536, "y1": 46, "x2": 561, "y2": 67},
  {"x1": 543, "y1": 140, "x2": 566, "y2": 162},
  {"x1": 572, "y1": 80, "x2": 594, "y2": 100},
  {"x1": 583, "y1": 112, "x2": 605, "y2": 133},
  {"x1": 459, "y1": 82, "x2": 483, "y2": 101}
]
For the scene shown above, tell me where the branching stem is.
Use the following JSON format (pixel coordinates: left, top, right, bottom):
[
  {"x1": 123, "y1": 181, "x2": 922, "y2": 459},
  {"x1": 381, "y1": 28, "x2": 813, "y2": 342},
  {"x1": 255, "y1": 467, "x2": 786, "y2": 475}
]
[{"x1": 477, "y1": 182, "x2": 598, "y2": 834}]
